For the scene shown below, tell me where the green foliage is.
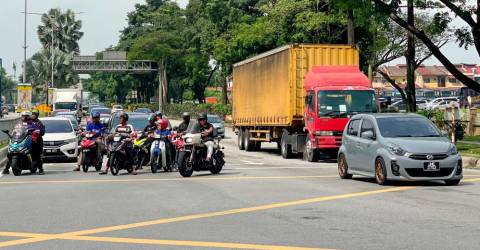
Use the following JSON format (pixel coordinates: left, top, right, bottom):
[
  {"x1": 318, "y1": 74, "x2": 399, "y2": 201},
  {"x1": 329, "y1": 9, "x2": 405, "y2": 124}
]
[
  {"x1": 163, "y1": 103, "x2": 232, "y2": 119},
  {"x1": 1, "y1": 67, "x2": 15, "y2": 103},
  {"x1": 83, "y1": 73, "x2": 136, "y2": 104}
]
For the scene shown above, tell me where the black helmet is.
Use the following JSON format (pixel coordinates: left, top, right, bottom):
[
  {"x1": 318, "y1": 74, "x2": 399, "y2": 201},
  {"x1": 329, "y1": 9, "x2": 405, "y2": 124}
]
[
  {"x1": 119, "y1": 112, "x2": 129, "y2": 121},
  {"x1": 182, "y1": 112, "x2": 190, "y2": 119},
  {"x1": 155, "y1": 111, "x2": 163, "y2": 119},
  {"x1": 197, "y1": 112, "x2": 207, "y2": 120}
]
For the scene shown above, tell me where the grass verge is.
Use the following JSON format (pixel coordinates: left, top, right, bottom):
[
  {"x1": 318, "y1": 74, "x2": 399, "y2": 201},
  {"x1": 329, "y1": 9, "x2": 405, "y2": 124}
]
[
  {"x1": 463, "y1": 135, "x2": 480, "y2": 142},
  {"x1": 458, "y1": 142, "x2": 480, "y2": 157}
]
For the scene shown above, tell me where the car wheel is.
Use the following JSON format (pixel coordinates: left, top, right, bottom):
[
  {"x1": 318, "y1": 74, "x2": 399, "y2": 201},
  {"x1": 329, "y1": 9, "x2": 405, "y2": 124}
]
[
  {"x1": 445, "y1": 179, "x2": 461, "y2": 186},
  {"x1": 303, "y1": 136, "x2": 318, "y2": 162},
  {"x1": 375, "y1": 157, "x2": 388, "y2": 185},
  {"x1": 237, "y1": 129, "x2": 245, "y2": 150},
  {"x1": 338, "y1": 154, "x2": 352, "y2": 179}
]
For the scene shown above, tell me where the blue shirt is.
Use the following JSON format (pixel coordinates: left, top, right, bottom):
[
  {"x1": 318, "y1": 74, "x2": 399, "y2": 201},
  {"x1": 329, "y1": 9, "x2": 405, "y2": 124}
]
[
  {"x1": 86, "y1": 122, "x2": 105, "y2": 137},
  {"x1": 155, "y1": 129, "x2": 171, "y2": 137}
]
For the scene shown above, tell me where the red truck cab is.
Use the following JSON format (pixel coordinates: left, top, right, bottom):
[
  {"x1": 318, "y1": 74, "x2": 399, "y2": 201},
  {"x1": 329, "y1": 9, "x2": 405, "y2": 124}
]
[{"x1": 303, "y1": 66, "x2": 376, "y2": 161}]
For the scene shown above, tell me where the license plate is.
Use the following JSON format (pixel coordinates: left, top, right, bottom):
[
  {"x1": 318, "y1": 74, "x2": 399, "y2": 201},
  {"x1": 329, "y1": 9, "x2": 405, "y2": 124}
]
[
  {"x1": 155, "y1": 134, "x2": 161, "y2": 139},
  {"x1": 46, "y1": 149, "x2": 57, "y2": 153},
  {"x1": 114, "y1": 136, "x2": 121, "y2": 142},
  {"x1": 424, "y1": 162, "x2": 440, "y2": 171}
]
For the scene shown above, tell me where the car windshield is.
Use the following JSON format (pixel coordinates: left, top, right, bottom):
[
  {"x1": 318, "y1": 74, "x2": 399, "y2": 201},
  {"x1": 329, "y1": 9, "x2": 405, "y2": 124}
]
[
  {"x1": 318, "y1": 90, "x2": 377, "y2": 117},
  {"x1": 208, "y1": 116, "x2": 222, "y2": 123},
  {"x1": 111, "y1": 115, "x2": 149, "y2": 131},
  {"x1": 55, "y1": 102, "x2": 77, "y2": 111},
  {"x1": 92, "y1": 108, "x2": 111, "y2": 114},
  {"x1": 377, "y1": 117, "x2": 441, "y2": 138},
  {"x1": 43, "y1": 120, "x2": 73, "y2": 133}
]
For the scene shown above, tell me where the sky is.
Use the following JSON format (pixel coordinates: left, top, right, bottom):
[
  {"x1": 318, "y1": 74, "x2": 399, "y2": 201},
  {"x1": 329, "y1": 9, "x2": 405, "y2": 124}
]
[{"x1": 0, "y1": 0, "x2": 478, "y2": 79}]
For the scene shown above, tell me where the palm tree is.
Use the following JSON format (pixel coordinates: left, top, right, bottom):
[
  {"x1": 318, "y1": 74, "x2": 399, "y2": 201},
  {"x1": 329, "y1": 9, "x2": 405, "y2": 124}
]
[
  {"x1": 31, "y1": 49, "x2": 77, "y2": 91},
  {"x1": 37, "y1": 8, "x2": 84, "y2": 55}
]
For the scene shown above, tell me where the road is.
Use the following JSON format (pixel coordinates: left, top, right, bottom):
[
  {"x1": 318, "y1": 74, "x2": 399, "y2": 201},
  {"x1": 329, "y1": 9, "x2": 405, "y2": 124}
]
[{"x1": 0, "y1": 127, "x2": 480, "y2": 250}]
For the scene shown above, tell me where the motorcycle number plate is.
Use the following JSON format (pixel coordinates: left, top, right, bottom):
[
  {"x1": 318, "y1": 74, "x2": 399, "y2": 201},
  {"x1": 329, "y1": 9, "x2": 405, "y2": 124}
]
[
  {"x1": 114, "y1": 136, "x2": 121, "y2": 142},
  {"x1": 155, "y1": 134, "x2": 161, "y2": 139}
]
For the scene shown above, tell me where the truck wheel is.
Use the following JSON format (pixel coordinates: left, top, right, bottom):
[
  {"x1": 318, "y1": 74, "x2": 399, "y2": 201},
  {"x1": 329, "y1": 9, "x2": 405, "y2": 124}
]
[
  {"x1": 281, "y1": 131, "x2": 292, "y2": 159},
  {"x1": 245, "y1": 129, "x2": 255, "y2": 151},
  {"x1": 237, "y1": 129, "x2": 245, "y2": 150},
  {"x1": 254, "y1": 142, "x2": 261, "y2": 151},
  {"x1": 303, "y1": 136, "x2": 318, "y2": 162}
]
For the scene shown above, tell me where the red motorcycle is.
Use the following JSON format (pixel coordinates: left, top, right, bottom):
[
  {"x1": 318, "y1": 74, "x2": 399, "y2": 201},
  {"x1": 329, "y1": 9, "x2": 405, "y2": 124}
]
[{"x1": 80, "y1": 132, "x2": 102, "y2": 172}]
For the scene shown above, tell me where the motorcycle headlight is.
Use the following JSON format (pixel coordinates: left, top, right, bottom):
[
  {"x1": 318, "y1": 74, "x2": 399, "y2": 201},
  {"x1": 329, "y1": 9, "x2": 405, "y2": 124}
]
[
  {"x1": 387, "y1": 144, "x2": 407, "y2": 156},
  {"x1": 448, "y1": 144, "x2": 458, "y2": 155},
  {"x1": 185, "y1": 138, "x2": 193, "y2": 144}
]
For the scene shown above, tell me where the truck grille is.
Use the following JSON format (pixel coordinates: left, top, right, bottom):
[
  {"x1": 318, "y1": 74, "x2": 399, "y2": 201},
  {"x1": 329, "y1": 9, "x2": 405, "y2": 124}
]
[
  {"x1": 405, "y1": 168, "x2": 454, "y2": 177},
  {"x1": 409, "y1": 154, "x2": 448, "y2": 160}
]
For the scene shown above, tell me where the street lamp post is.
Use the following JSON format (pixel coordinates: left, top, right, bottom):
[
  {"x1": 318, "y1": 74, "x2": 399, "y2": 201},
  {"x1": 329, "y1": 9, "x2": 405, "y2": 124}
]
[
  {"x1": 23, "y1": 0, "x2": 27, "y2": 84},
  {"x1": 0, "y1": 58, "x2": 3, "y2": 118}
]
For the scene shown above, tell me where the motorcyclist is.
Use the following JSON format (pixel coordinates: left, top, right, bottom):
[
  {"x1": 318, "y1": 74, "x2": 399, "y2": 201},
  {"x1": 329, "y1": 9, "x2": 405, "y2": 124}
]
[
  {"x1": 154, "y1": 118, "x2": 174, "y2": 166},
  {"x1": 74, "y1": 111, "x2": 105, "y2": 171},
  {"x1": 2, "y1": 111, "x2": 32, "y2": 175},
  {"x1": 143, "y1": 114, "x2": 158, "y2": 135},
  {"x1": 30, "y1": 109, "x2": 46, "y2": 175},
  {"x1": 197, "y1": 112, "x2": 215, "y2": 162},
  {"x1": 155, "y1": 111, "x2": 163, "y2": 122},
  {"x1": 177, "y1": 112, "x2": 191, "y2": 135},
  {"x1": 100, "y1": 113, "x2": 136, "y2": 175}
]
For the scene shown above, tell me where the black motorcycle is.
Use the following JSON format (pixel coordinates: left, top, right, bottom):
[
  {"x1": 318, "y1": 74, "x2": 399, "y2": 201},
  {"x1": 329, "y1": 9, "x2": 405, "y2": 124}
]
[
  {"x1": 176, "y1": 133, "x2": 225, "y2": 178},
  {"x1": 108, "y1": 132, "x2": 134, "y2": 176}
]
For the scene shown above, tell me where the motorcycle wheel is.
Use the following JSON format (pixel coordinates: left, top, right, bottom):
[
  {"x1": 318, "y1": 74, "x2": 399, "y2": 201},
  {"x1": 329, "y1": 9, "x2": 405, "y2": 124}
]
[
  {"x1": 11, "y1": 158, "x2": 21, "y2": 176},
  {"x1": 210, "y1": 154, "x2": 224, "y2": 175},
  {"x1": 151, "y1": 156, "x2": 158, "y2": 173},
  {"x1": 82, "y1": 153, "x2": 89, "y2": 173},
  {"x1": 127, "y1": 166, "x2": 134, "y2": 174},
  {"x1": 178, "y1": 151, "x2": 193, "y2": 178},
  {"x1": 109, "y1": 156, "x2": 120, "y2": 176}
]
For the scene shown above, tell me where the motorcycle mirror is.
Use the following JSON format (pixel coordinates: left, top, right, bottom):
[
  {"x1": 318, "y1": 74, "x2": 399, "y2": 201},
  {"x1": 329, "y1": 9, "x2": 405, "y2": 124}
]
[{"x1": 2, "y1": 130, "x2": 9, "y2": 135}]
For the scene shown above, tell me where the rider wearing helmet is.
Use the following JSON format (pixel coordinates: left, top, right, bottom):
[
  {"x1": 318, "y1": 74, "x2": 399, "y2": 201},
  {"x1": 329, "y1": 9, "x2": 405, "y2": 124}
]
[
  {"x1": 197, "y1": 112, "x2": 215, "y2": 162},
  {"x1": 74, "y1": 111, "x2": 105, "y2": 171},
  {"x1": 100, "y1": 112, "x2": 136, "y2": 175},
  {"x1": 155, "y1": 118, "x2": 174, "y2": 166},
  {"x1": 155, "y1": 111, "x2": 163, "y2": 121},
  {"x1": 177, "y1": 112, "x2": 191, "y2": 135},
  {"x1": 30, "y1": 109, "x2": 46, "y2": 175},
  {"x1": 143, "y1": 114, "x2": 158, "y2": 134}
]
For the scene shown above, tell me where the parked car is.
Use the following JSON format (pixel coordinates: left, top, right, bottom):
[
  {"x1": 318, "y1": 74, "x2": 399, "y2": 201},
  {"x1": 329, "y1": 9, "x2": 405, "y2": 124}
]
[
  {"x1": 53, "y1": 112, "x2": 80, "y2": 131},
  {"x1": 40, "y1": 117, "x2": 79, "y2": 161},
  {"x1": 338, "y1": 113, "x2": 462, "y2": 185},
  {"x1": 425, "y1": 97, "x2": 459, "y2": 110},
  {"x1": 134, "y1": 108, "x2": 153, "y2": 114},
  {"x1": 111, "y1": 105, "x2": 123, "y2": 114},
  {"x1": 208, "y1": 114, "x2": 225, "y2": 138},
  {"x1": 416, "y1": 99, "x2": 429, "y2": 110}
]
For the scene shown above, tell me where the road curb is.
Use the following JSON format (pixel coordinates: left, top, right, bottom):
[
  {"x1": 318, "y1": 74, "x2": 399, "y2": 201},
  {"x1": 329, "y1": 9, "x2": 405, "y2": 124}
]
[{"x1": 462, "y1": 155, "x2": 480, "y2": 169}]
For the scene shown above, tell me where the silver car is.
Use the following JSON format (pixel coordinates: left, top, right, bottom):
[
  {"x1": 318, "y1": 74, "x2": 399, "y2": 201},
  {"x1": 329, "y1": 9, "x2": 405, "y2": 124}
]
[
  {"x1": 338, "y1": 113, "x2": 462, "y2": 185},
  {"x1": 208, "y1": 115, "x2": 225, "y2": 138}
]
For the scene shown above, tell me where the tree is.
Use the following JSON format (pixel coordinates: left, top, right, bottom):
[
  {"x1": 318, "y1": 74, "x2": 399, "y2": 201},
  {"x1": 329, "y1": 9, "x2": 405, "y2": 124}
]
[
  {"x1": 370, "y1": 0, "x2": 480, "y2": 92},
  {"x1": 1, "y1": 67, "x2": 15, "y2": 103},
  {"x1": 37, "y1": 8, "x2": 84, "y2": 55}
]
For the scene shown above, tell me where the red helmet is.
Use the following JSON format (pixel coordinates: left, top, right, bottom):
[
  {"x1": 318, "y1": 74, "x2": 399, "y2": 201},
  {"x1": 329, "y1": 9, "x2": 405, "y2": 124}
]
[{"x1": 159, "y1": 119, "x2": 169, "y2": 130}]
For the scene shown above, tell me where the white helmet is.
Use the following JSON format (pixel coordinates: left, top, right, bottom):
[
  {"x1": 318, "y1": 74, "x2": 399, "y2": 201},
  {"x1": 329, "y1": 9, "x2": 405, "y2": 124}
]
[{"x1": 21, "y1": 111, "x2": 32, "y2": 116}]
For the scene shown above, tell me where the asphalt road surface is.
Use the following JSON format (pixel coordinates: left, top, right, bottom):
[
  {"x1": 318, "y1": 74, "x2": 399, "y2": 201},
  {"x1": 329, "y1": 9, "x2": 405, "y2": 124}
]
[{"x1": 0, "y1": 127, "x2": 480, "y2": 250}]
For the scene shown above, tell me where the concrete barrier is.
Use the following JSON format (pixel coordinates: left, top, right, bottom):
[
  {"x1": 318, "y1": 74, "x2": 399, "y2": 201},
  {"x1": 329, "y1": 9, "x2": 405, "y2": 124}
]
[
  {"x1": 0, "y1": 115, "x2": 21, "y2": 133},
  {"x1": 0, "y1": 147, "x2": 7, "y2": 167}
]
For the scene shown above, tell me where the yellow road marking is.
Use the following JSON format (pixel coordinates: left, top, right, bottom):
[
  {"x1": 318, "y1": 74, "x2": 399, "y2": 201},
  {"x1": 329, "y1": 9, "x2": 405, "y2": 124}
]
[
  {"x1": 463, "y1": 178, "x2": 480, "y2": 183},
  {"x1": 0, "y1": 175, "x2": 337, "y2": 185},
  {"x1": 0, "y1": 237, "x2": 54, "y2": 248},
  {"x1": 0, "y1": 186, "x2": 413, "y2": 248}
]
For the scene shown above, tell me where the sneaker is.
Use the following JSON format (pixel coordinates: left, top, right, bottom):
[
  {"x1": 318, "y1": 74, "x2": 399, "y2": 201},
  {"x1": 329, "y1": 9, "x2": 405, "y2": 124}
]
[
  {"x1": 73, "y1": 167, "x2": 80, "y2": 171},
  {"x1": 38, "y1": 169, "x2": 45, "y2": 175},
  {"x1": 99, "y1": 171, "x2": 108, "y2": 175}
]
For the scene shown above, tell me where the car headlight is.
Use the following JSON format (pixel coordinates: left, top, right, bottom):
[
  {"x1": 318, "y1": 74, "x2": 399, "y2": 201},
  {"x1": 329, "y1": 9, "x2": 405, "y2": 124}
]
[
  {"x1": 448, "y1": 145, "x2": 458, "y2": 155},
  {"x1": 387, "y1": 144, "x2": 407, "y2": 156},
  {"x1": 316, "y1": 131, "x2": 334, "y2": 136}
]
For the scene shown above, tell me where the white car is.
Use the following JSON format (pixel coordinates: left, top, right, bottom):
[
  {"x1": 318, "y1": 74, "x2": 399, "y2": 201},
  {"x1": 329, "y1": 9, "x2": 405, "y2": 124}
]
[
  {"x1": 111, "y1": 105, "x2": 123, "y2": 114},
  {"x1": 426, "y1": 97, "x2": 459, "y2": 110},
  {"x1": 40, "y1": 117, "x2": 79, "y2": 161}
]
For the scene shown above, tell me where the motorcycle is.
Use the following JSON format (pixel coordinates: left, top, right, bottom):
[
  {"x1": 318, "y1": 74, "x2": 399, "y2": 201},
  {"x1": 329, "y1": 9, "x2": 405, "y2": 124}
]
[
  {"x1": 177, "y1": 133, "x2": 225, "y2": 178},
  {"x1": 80, "y1": 132, "x2": 102, "y2": 172},
  {"x1": 150, "y1": 132, "x2": 173, "y2": 173},
  {"x1": 4, "y1": 125, "x2": 35, "y2": 176},
  {"x1": 133, "y1": 132, "x2": 151, "y2": 170},
  {"x1": 107, "y1": 131, "x2": 134, "y2": 176}
]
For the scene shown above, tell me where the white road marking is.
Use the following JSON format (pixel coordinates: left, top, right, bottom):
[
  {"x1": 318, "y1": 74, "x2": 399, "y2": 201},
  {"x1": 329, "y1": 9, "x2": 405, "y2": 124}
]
[{"x1": 241, "y1": 160, "x2": 264, "y2": 165}]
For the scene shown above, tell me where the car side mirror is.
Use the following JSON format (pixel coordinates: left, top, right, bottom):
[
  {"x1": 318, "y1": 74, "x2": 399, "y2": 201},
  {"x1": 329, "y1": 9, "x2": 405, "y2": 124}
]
[{"x1": 361, "y1": 130, "x2": 375, "y2": 140}]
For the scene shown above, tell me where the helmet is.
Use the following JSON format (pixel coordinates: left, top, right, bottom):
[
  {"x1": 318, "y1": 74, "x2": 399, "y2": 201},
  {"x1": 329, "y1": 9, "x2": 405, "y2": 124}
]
[
  {"x1": 197, "y1": 112, "x2": 207, "y2": 120},
  {"x1": 119, "y1": 113, "x2": 129, "y2": 121},
  {"x1": 21, "y1": 111, "x2": 32, "y2": 117},
  {"x1": 91, "y1": 111, "x2": 100, "y2": 118},
  {"x1": 159, "y1": 119, "x2": 169, "y2": 130},
  {"x1": 155, "y1": 111, "x2": 163, "y2": 119},
  {"x1": 148, "y1": 114, "x2": 156, "y2": 122},
  {"x1": 31, "y1": 108, "x2": 39, "y2": 114},
  {"x1": 182, "y1": 112, "x2": 190, "y2": 119}
]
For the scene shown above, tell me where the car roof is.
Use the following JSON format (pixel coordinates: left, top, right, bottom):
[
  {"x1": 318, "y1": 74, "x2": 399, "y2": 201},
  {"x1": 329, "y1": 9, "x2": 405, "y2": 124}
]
[{"x1": 351, "y1": 113, "x2": 425, "y2": 120}]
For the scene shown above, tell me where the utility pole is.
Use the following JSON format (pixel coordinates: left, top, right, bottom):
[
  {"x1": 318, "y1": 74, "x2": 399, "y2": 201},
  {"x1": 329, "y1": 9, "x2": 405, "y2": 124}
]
[
  {"x1": 23, "y1": 0, "x2": 27, "y2": 84},
  {"x1": 406, "y1": 0, "x2": 416, "y2": 112}
]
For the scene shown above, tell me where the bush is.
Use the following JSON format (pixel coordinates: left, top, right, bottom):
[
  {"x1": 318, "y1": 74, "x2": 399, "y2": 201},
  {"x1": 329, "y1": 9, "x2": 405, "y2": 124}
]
[{"x1": 164, "y1": 103, "x2": 232, "y2": 119}]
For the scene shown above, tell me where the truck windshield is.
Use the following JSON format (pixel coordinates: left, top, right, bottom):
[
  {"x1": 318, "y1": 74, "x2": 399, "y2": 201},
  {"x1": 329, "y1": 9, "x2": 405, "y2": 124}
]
[
  {"x1": 55, "y1": 103, "x2": 77, "y2": 111},
  {"x1": 318, "y1": 90, "x2": 376, "y2": 117}
]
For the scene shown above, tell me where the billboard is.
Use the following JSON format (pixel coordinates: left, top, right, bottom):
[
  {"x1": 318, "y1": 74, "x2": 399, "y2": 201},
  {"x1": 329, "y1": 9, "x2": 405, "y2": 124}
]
[{"x1": 17, "y1": 83, "x2": 32, "y2": 112}]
